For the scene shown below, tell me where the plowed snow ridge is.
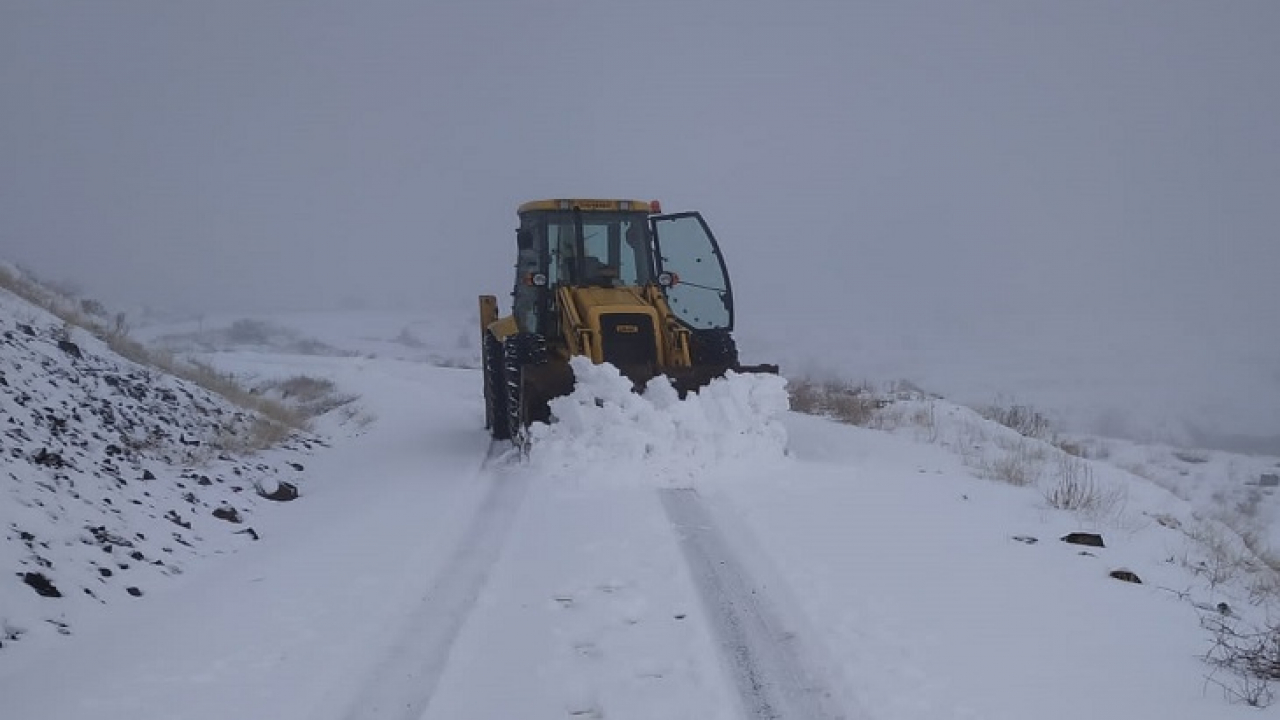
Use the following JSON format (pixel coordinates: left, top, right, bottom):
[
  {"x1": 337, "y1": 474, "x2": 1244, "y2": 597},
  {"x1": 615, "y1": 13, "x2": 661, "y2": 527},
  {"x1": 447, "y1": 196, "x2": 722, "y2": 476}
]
[{"x1": 528, "y1": 358, "x2": 790, "y2": 483}]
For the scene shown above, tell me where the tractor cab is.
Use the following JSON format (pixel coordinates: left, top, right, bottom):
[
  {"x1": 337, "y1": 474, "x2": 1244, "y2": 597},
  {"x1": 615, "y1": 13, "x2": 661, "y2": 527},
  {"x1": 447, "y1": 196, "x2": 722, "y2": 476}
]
[{"x1": 511, "y1": 199, "x2": 733, "y2": 338}]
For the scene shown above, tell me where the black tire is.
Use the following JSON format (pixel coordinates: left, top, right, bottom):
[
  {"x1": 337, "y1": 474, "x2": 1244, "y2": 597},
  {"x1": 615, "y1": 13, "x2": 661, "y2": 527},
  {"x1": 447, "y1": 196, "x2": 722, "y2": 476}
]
[
  {"x1": 483, "y1": 332, "x2": 511, "y2": 440},
  {"x1": 502, "y1": 336, "x2": 526, "y2": 446},
  {"x1": 501, "y1": 333, "x2": 548, "y2": 447}
]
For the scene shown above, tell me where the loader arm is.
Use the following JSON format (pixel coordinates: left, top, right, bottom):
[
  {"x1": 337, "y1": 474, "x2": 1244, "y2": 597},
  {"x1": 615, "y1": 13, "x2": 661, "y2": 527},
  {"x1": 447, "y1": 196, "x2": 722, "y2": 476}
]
[{"x1": 556, "y1": 285, "x2": 596, "y2": 360}]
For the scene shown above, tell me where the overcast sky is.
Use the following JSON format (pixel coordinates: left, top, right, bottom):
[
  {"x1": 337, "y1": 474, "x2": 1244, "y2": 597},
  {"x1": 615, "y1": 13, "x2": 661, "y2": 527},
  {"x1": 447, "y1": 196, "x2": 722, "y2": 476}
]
[{"x1": 3, "y1": 1, "x2": 1278, "y2": 440}]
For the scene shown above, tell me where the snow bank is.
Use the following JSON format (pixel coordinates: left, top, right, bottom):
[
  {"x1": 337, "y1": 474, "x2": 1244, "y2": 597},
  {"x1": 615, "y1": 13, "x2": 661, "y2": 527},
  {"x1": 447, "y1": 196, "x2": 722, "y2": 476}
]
[{"x1": 527, "y1": 357, "x2": 790, "y2": 484}]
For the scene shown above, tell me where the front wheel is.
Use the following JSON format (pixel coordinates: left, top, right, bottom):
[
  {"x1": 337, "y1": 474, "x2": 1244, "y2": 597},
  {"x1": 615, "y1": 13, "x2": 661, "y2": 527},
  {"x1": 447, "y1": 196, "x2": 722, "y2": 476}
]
[
  {"x1": 500, "y1": 332, "x2": 551, "y2": 448},
  {"x1": 483, "y1": 332, "x2": 510, "y2": 440}
]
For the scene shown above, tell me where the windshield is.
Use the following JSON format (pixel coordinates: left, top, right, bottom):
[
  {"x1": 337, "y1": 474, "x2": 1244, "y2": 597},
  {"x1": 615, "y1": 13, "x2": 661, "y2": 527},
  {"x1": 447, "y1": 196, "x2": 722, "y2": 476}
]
[{"x1": 538, "y1": 211, "x2": 655, "y2": 288}]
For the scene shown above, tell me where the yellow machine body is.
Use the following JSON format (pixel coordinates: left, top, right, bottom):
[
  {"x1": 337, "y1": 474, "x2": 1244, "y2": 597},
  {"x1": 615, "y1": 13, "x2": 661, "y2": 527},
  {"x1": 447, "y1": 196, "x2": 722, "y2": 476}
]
[{"x1": 479, "y1": 198, "x2": 775, "y2": 441}]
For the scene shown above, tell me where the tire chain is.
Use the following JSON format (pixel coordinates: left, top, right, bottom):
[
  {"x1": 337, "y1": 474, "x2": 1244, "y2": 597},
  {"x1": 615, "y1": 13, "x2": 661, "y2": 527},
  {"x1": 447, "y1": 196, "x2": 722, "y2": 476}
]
[
  {"x1": 502, "y1": 333, "x2": 547, "y2": 446},
  {"x1": 483, "y1": 333, "x2": 509, "y2": 439}
]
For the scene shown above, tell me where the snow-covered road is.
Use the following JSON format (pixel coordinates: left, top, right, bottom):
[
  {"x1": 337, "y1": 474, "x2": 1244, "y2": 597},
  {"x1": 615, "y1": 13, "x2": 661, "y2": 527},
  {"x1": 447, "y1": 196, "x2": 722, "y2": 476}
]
[
  {"x1": 661, "y1": 487, "x2": 851, "y2": 720},
  {"x1": 343, "y1": 453, "x2": 528, "y2": 720},
  {"x1": 0, "y1": 331, "x2": 1259, "y2": 720}
]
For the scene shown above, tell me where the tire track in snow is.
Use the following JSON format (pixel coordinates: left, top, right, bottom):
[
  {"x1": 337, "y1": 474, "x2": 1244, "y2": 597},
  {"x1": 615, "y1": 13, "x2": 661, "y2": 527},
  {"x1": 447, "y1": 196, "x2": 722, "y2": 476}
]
[
  {"x1": 660, "y1": 488, "x2": 854, "y2": 720},
  {"x1": 342, "y1": 448, "x2": 527, "y2": 720}
]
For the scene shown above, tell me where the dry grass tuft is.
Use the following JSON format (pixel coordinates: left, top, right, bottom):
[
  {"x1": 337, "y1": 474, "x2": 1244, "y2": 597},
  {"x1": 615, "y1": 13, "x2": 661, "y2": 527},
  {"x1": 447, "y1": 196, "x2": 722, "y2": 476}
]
[
  {"x1": 980, "y1": 435, "x2": 1046, "y2": 487},
  {"x1": 978, "y1": 402, "x2": 1052, "y2": 441},
  {"x1": 786, "y1": 377, "x2": 879, "y2": 427},
  {"x1": 1045, "y1": 455, "x2": 1100, "y2": 511},
  {"x1": 1203, "y1": 614, "x2": 1280, "y2": 707},
  {"x1": 256, "y1": 375, "x2": 358, "y2": 418}
]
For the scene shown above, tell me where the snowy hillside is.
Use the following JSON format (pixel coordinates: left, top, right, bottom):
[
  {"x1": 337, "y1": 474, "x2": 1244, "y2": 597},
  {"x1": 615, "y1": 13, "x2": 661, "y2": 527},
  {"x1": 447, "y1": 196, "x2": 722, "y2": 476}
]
[
  {"x1": 0, "y1": 286, "x2": 319, "y2": 652},
  {"x1": 3, "y1": 302, "x2": 1280, "y2": 718}
]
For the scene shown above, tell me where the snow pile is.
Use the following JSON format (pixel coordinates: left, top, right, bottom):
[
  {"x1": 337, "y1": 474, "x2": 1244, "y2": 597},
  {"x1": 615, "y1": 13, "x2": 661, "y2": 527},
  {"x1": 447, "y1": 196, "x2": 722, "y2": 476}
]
[{"x1": 528, "y1": 357, "x2": 790, "y2": 483}]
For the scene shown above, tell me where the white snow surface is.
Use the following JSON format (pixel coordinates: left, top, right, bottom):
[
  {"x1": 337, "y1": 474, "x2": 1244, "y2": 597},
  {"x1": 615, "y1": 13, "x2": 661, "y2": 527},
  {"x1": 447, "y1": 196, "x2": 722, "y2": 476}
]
[{"x1": 3, "y1": 302, "x2": 1279, "y2": 719}]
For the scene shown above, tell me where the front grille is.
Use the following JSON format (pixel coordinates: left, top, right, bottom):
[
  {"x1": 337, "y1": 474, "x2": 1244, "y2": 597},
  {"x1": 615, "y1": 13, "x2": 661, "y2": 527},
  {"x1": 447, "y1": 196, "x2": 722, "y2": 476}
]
[{"x1": 600, "y1": 313, "x2": 657, "y2": 370}]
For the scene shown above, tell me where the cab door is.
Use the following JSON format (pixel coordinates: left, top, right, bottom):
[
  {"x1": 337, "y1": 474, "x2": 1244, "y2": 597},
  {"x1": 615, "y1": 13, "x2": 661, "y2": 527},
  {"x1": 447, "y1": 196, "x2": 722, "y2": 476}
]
[{"x1": 650, "y1": 212, "x2": 734, "y2": 331}]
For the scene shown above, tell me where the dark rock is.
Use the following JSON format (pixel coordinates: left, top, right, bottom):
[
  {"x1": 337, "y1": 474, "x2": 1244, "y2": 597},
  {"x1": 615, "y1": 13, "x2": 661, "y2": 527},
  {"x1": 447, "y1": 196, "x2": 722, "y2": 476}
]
[
  {"x1": 56, "y1": 339, "x2": 82, "y2": 359},
  {"x1": 126, "y1": 586, "x2": 143, "y2": 597},
  {"x1": 235, "y1": 527, "x2": 260, "y2": 541},
  {"x1": 142, "y1": 469, "x2": 155, "y2": 481},
  {"x1": 163, "y1": 510, "x2": 191, "y2": 529},
  {"x1": 1109, "y1": 569, "x2": 1141, "y2": 584},
  {"x1": 31, "y1": 447, "x2": 65, "y2": 468},
  {"x1": 212, "y1": 506, "x2": 242, "y2": 524},
  {"x1": 1061, "y1": 532, "x2": 1105, "y2": 548},
  {"x1": 1012, "y1": 535, "x2": 1039, "y2": 545},
  {"x1": 18, "y1": 323, "x2": 34, "y2": 336},
  {"x1": 88, "y1": 526, "x2": 133, "y2": 549},
  {"x1": 97, "y1": 567, "x2": 113, "y2": 577},
  {"x1": 289, "y1": 462, "x2": 305, "y2": 471},
  {"x1": 257, "y1": 481, "x2": 299, "y2": 502},
  {"x1": 22, "y1": 572, "x2": 62, "y2": 598}
]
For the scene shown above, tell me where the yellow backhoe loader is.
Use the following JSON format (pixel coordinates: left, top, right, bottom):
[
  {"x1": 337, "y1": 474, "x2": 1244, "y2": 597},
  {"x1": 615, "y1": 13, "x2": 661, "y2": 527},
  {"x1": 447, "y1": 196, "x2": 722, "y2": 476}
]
[{"x1": 479, "y1": 199, "x2": 777, "y2": 442}]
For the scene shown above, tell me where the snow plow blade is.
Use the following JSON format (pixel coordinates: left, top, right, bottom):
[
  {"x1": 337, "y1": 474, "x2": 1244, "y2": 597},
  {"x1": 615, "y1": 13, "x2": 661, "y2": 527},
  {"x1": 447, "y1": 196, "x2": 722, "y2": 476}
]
[{"x1": 663, "y1": 363, "x2": 780, "y2": 398}]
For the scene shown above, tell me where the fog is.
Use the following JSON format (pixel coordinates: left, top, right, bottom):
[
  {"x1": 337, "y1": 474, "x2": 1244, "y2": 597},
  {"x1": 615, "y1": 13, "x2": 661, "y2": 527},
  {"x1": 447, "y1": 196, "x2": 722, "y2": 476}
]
[{"x1": 3, "y1": 1, "x2": 1278, "y2": 444}]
